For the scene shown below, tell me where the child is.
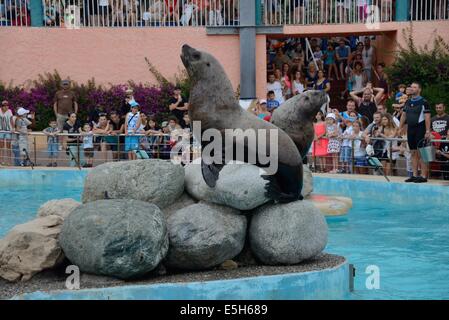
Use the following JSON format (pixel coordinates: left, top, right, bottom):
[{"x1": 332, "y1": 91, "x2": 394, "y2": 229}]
[
  {"x1": 325, "y1": 113, "x2": 341, "y2": 174},
  {"x1": 124, "y1": 101, "x2": 142, "y2": 160},
  {"x1": 180, "y1": 0, "x2": 197, "y2": 26},
  {"x1": 313, "y1": 46, "x2": 324, "y2": 70},
  {"x1": 15, "y1": 108, "x2": 32, "y2": 166},
  {"x1": 43, "y1": 120, "x2": 60, "y2": 167},
  {"x1": 323, "y1": 45, "x2": 339, "y2": 81},
  {"x1": 208, "y1": 0, "x2": 223, "y2": 26},
  {"x1": 81, "y1": 123, "x2": 94, "y2": 168},
  {"x1": 352, "y1": 120, "x2": 368, "y2": 174},
  {"x1": 312, "y1": 111, "x2": 329, "y2": 172},
  {"x1": 340, "y1": 118, "x2": 354, "y2": 173},
  {"x1": 266, "y1": 90, "x2": 280, "y2": 112},
  {"x1": 395, "y1": 84, "x2": 407, "y2": 103}
]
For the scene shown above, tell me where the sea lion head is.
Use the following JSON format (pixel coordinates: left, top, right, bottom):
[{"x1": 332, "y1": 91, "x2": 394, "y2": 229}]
[
  {"x1": 181, "y1": 44, "x2": 225, "y2": 84},
  {"x1": 295, "y1": 90, "x2": 329, "y2": 120}
]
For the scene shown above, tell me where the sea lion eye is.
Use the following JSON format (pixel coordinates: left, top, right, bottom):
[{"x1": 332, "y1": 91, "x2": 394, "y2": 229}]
[{"x1": 206, "y1": 62, "x2": 210, "y2": 67}]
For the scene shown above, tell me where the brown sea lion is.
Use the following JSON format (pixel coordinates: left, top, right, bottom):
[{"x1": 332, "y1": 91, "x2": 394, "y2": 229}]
[
  {"x1": 180, "y1": 44, "x2": 304, "y2": 203},
  {"x1": 271, "y1": 91, "x2": 328, "y2": 160}
]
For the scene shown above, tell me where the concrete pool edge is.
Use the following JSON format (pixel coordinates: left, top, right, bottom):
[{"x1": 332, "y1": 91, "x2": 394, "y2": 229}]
[{"x1": 12, "y1": 259, "x2": 350, "y2": 300}]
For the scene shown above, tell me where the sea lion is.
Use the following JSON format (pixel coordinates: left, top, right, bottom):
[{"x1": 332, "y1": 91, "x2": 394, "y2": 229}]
[
  {"x1": 271, "y1": 91, "x2": 328, "y2": 160},
  {"x1": 180, "y1": 44, "x2": 304, "y2": 203}
]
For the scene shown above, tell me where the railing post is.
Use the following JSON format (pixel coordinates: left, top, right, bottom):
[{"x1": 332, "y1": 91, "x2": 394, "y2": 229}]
[
  {"x1": 255, "y1": 0, "x2": 262, "y2": 25},
  {"x1": 396, "y1": 0, "x2": 410, "y2": 21},
  {"x1": 33, "y1": 136, "x2": 37, "y2": 165},
  {"x1": 389, "y1": 138, "x2": 393, "y2": 176},
  {"x1": 351, "y1": 138, "x2": 355, "y2": 174},
  {"x1": 30, "y1": 0, "x2": 44, "y2": 27},
  {"x1": 76, "y1": 137, "x2": 81, "y2": 169},
  {"x1": 117, "y1": 135, "x2": 121, "y2": 162}
]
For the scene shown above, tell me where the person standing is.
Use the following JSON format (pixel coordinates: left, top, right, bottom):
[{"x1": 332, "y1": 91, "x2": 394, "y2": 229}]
[
  {"x1": 267, "y1": 73, "x2": 285, "y2": 104},
  {"x1": 362, "y1": 37, "x2": 376, "y2": 82},
  {"x1": 54, "y1": 80, "x2": 78, "y2": 150},
  {"x1": 125, "y1": 101, "x2": 141, "y2": 160},
  {"x1": 63, "y1": 112, "x2": 84, "y2": 167},
  {"x1": 431, "y1": 103, "x2": 449, "y2": 138},
  {"x1": 0, "y1": 100, "x2": 14, "y2": 166},
  {"x1": 399, "y1": 82, "x2": 432, "y2": 183},
  {"x1": 168, "y1": 86, "x2": 189, "y2": 128},
  {"x1": 350, "y1": 87, "x2": 384, "y2": 123}
]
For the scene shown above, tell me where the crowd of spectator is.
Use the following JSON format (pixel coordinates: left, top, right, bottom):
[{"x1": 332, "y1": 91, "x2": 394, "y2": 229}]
[
  {"x1": 264, "y1": 36, "x2": 449, "y2": 182},
  {"x1": 0, "y1": 80, "x2": 196, "y2": 168},
  {"x1": 0, "y1": 0, "x2": 239, "y2": 27}
]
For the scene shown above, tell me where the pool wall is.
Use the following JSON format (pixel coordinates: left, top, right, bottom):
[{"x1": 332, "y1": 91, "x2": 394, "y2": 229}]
[
  {"x1": 14, "y1": 260, "x2": 349, "y2": 300},
  {"x1": 314, "y1": 177, "x2": 449, "y2": 206}
]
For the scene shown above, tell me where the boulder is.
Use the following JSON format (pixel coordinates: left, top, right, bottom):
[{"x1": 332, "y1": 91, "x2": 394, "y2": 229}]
[
  {"x1": 37, "y1": 198, "x2": 81, "y2": 219},
  {"x1": 165, "y1": 202, "x2": 247, "y2": 270},
  {"x1": 0, "y1": 215, "x2": 65, "y2": 282},
  {"x1": 184, "y1": 159, "x2": 270, "y2": 210},
  {"x1": 249, "y1": 200, "x2": 328, "y2": 265},
  {"x1": 308, "y1": 195, "x2": 352, "y2": 216},
  {"x1": 82, "y1": 159, "x2": 184, "y2": 209},
  {"x1": 302, "y1": 165, "x2": 313, "y2": 198},
  {"x1": 162, "y1": 192, "x2": 197, "y2": 217},
  {"x1": 59, "y1": 199, "x2": 169, "y2": 279}
]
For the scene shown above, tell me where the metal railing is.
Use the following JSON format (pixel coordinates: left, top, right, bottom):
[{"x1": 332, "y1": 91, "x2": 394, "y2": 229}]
[
  {"x1": 0, "y1": 130, "x2": 201, "y2": 169},
  {"x1": 1, "y1": 131, "x2": 449, "y2": 181},
  {"x1": 262, "y1": 0, "x2": 395, "y2": 25},
  {"x1": 0, "y1": 0, "x2": 240, "y2": 27},
  {"x1": 410, "y1": 0, "x2": 449, "y2": 21}
]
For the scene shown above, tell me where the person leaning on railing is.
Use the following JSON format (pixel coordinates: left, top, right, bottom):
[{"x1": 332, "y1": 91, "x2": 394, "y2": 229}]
[
  {"x1": 54, "y1": 80, "x2": 78, "y2": 151},
  {"x1": 62, "y1": 112, "x2": 84, "y2": 167}
]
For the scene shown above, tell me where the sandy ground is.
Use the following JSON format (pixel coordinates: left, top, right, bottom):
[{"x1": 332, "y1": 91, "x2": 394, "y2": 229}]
[{"x1": 0, "y1": 253, "x2": 345, "y2": 300}]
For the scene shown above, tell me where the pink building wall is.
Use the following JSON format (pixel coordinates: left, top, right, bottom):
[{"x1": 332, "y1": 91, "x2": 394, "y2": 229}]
[{"x1": 0, "y1": 21, "x2": 448, "y2": 100}]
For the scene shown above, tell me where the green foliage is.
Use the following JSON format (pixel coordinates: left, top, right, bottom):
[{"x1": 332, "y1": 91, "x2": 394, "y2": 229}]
[{"x1": 385, "y1": 25, "x2": 449, "y2": 112}]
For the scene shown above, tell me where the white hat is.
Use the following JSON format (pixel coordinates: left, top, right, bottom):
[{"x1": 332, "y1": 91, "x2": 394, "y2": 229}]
[
  {"x1": 326, "y1": 113, "x2": 336, "y2": 120},
  {"x1": 17, "y1": 107, "x2": 30, "y2": 116},
  {"x1": 259, "y1": 99, "x2": 267, "y2": 104}
]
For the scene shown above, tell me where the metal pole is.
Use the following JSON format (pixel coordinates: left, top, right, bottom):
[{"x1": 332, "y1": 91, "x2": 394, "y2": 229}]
[
  {"x1": 351, "y1": 138, "x2": 355, "y2": 174},
  {"x1": 77, "y1": 137, "x2": 81, "y2": 169},
  {"x1": 33, "y1": 136, "x2": 37, "y2": 165}
]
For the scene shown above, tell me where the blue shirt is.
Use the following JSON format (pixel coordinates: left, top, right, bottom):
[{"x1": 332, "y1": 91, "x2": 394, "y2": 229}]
[{"x1": 267, "y1": 99, "x2": 280, "y2": 111}]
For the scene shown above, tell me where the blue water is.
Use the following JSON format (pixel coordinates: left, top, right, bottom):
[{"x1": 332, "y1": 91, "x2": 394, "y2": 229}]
[{"x1": 0, "y1": 170, "x2": 448, "y2": 300}]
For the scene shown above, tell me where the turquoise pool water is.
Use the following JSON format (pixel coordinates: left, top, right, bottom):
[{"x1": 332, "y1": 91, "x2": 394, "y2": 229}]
[{"x1": 1, "y1": 170, "x2": 448, "y2": 300}]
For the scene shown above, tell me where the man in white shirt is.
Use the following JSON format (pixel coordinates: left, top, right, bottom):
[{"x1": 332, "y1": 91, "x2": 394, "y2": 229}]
[{"x1": 267, "y1": 73, "x2": 285, "y2": 104}]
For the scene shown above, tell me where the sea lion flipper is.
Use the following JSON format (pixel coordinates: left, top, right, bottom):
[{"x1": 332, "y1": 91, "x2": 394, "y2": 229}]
[
  {"x1": 201, "y1": 158, "x2": 224, "y2": 188},
  {"x1": 262, "y1": 163, "x2": 302, "y2": 203}
]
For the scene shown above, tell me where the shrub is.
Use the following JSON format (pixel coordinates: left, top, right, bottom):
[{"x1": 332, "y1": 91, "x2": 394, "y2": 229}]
[
  {"x1": 0, "y1": 61, "x2": 192, "y2": 130},
  {"x1": 385, "y1": 25, "x2": 449, "y2": 113}
]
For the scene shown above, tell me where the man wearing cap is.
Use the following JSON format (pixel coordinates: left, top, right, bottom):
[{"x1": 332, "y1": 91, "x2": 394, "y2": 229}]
[
  {"x1": 54, "y1": 80, "x2": 78, "y2": 147},
  {"x1": 168, "y1": 87, "x2": 189, "y2": 128}
]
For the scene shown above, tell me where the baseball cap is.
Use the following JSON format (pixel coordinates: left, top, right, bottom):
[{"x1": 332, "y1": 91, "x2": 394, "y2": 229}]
[
  {"x1": 161, "y1": 121, "x2": 168, "y2": 127},
  {"x1": 125, "y1": 89, "x2": 134, "y2": 94},
  {"x1": 259, "y1": 99, "x2": 267, "y2": 105},
  {"x1": 129, "y1": 100, "x2": 139, "y2": 108},
  {"x1": 61, "y1": 79, "x2": 70, "y2": 85},
  {"x1": 326, "y1": 113, "x2": 336, "y2": 120},
  {"x1": 17, "y1": 107, "x2": 30, "y2": 116}
]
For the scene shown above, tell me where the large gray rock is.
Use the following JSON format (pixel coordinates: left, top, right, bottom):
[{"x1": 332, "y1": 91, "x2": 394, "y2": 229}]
[
  {"x1": 162, "y1": 192, "x2": 197, "y2": 217},
  {"x1": 59, "y1": 199, "x2": 169, "y2": 279},
  {"x1": 37, "y1": 198, "x2": 81, "y2": 219},
  {"x1": 302, "y1": 165, "x2": 313, "y2": 198},
  {"x1": 0, "y1": 215, "x2": 65, "y2": 282},
  {"x1": 184, "y1": 159, "x2": 270, "y2": 210},
  {"x1": 82, "y1": 159, "x2": 184, "y2": 209},
  {"x1": 249, "y1": 200, "x2": 327, "y2": 265},
  {"x1": 165, "y1": 202, "x2": 247, "y2": 270}
]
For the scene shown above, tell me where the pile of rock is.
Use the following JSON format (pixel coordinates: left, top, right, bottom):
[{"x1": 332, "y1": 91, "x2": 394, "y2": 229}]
[{"x1": 0, "y1": 159, "x2": 330, "y2": 282}]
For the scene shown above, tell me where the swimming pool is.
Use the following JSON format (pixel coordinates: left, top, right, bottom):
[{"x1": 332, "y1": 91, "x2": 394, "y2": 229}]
[{"x1": 1, "y1": 170, "x2": 448, "y2": 300}]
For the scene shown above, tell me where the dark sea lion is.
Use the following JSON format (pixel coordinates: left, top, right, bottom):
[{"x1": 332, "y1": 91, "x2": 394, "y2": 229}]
[
  {"x1": 271, "y1": 91, "x2": 328, "y2": 160},
  {"x1": 180, "y1": 44, "x2": 304, "y2": 203}
]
